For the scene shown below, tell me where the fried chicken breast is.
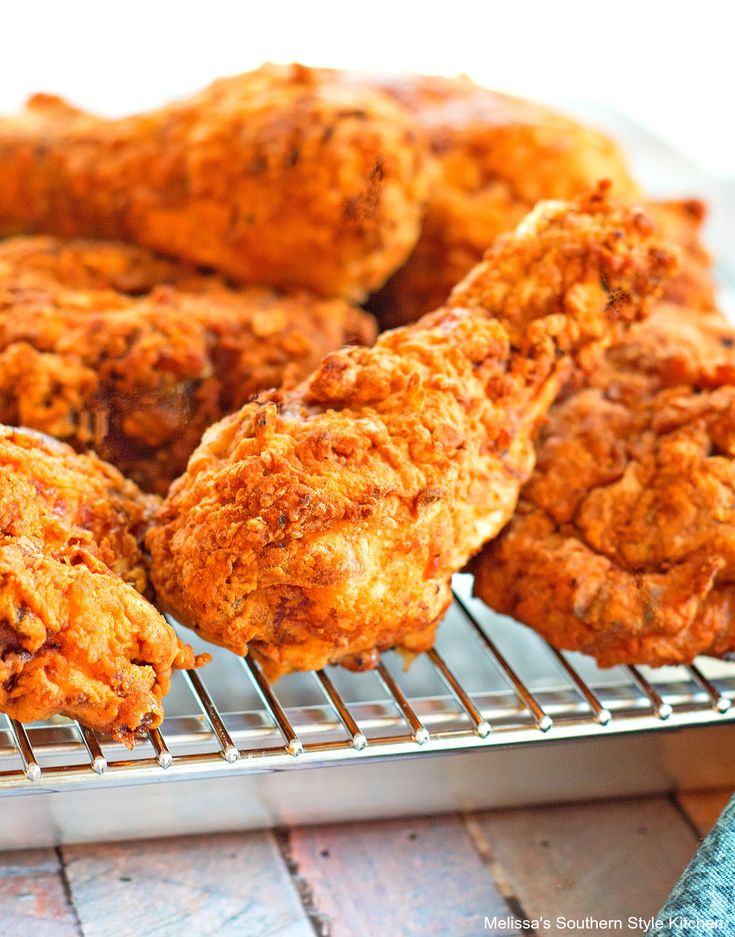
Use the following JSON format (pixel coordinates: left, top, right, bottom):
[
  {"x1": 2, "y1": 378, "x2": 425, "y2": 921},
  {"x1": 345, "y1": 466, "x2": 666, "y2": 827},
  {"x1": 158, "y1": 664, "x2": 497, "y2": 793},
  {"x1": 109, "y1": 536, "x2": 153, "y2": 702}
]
[
  {"x1": 367, "y1": 73, "x2": 641, "y2": 326},
  {"x1": 0, "y1": 236, "x2": 376, "y2": 493},
  {"x1": 471, "y1": 303, "x2": 735, "y2": 667},
  {"x1": 0, "y1": 426, "x2": 198, "y2": 743},
  {"x1": 0, "y1": 64, "x2": 434, "y2": 300},
  {"x1": 147, "y1": 188, "x2": 676, "y2": 678}
]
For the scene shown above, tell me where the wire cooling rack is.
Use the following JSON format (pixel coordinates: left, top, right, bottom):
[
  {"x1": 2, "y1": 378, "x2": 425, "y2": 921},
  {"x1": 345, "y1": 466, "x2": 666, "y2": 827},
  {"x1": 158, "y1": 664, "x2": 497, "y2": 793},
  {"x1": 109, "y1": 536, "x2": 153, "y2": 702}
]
[{"x1": 1, "y1": 575, "x2": 733, "y2": 794}]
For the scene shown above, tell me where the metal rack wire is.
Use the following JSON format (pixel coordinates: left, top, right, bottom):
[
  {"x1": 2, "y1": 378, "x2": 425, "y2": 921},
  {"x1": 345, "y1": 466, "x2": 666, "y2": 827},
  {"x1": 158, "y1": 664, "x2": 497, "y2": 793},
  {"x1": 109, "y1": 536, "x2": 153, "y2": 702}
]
[{"x1": 1, "y1": 578, "x2": 734, "y2": 794}]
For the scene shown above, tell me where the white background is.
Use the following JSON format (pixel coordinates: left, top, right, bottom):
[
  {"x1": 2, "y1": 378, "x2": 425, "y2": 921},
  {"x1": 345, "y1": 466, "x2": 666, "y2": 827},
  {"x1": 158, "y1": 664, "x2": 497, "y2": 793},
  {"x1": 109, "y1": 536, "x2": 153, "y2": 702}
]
[{"x1": 1, "y1": 0, "x2": 733, "y2": 178}]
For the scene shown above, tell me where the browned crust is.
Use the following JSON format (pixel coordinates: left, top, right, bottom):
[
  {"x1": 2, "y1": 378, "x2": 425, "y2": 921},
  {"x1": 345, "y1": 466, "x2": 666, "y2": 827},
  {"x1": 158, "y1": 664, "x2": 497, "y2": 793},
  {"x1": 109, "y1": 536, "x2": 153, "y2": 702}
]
[{"x1": 367, "y1": 73, "x2": 641, "y2": 326}]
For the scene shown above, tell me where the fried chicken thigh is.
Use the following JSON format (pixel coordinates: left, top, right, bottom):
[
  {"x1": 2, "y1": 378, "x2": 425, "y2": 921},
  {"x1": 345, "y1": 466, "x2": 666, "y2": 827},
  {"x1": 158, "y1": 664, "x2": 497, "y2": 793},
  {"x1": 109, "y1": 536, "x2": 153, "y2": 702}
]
[
  {"x1": 0, "y1": 64, "x2": 434, "y2": 300},
  {"x1": 368, "y1": 74, "x2": 641, "y2": 326},
  {"x1": 0, "y1": 236, "x2": 375, "y2": 493},
  {"x1": 148, "y1": 188, "x2": 675, "y2": 678},
  {"x1": 0, "y1": 426, "x2": 198, "y2": 743},
  {"x1": 471, "y1": 303, "x2": 735, "y2": 667}
]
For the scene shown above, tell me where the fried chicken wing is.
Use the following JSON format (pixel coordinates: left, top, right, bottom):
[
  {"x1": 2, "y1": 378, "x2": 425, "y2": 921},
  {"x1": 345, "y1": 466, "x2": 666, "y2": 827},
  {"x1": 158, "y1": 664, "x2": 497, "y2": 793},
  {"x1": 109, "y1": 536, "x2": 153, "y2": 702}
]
[
  {"x1": 0, "y1": 426, "x2": 198, "y2": 743},
  {"x1": 147, "y1": 188, "x2": 676, "y2": 678},
  {"x1": 471, "y1": 303, "x2": 735, "y2": 667},
  {"x1": 0, "y1": 64, "x2": 434, "y2": 300},
  {"x1": 0, "y1": 236, "x2": 376, "y2": 493},
  {"x1": 367, "y1": 74, "x2": 641, "y2": 326}
]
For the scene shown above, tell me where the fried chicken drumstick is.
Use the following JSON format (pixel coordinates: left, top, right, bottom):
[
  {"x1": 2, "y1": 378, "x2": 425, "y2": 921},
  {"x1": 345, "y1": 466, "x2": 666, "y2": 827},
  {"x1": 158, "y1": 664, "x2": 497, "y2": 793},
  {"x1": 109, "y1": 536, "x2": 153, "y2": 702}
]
[
  {"x1": 0, "y1": 236, "x2": 375, "y2": 493},
  {"x1": 148, "y1": 188, "x2": 676, "y2": 678},
  {"x1": 471, "y1": 302, "x2": 735, "y2": 667},
  {"x1": 0, "y1": 426, "x2": 198, "y2": 743},
  {"x1": 367, "y1": 73, "x2": 641, "y2": 326},
  {"x1": 0, "y1": 63, "x2": 434, "y2": 300}
]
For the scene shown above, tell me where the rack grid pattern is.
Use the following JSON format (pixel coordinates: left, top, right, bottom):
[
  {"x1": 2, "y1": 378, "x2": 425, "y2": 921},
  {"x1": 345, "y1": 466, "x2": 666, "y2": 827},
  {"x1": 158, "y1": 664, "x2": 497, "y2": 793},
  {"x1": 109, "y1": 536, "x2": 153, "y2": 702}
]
[{"x1": 2, "y1": 585, "x2": 734, "y2": 793}]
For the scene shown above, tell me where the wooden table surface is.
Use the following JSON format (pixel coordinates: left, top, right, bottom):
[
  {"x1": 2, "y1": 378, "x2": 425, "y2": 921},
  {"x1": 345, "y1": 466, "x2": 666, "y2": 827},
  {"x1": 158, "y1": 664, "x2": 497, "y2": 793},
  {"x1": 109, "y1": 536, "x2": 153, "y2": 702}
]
[{"x1": 2, "y1": 788, "x2": 730, "y2": 937}]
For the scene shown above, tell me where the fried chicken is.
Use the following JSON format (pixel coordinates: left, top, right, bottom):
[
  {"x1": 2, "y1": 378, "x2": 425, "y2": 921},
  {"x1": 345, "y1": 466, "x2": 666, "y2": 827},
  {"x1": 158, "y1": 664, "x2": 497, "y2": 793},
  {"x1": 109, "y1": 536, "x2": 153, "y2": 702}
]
[
  {"x1": 0, "y1": 63, "x2": 434, "y2": 300},
  {"x1": 471, "y1": 303, "x2": 735, "y2": 667},
  {"x1": 0, "y1": 426, "x2": 198, "y2": 743},
  {"x1": 147, "y1": 187, "x2": 676, "y2": 679},
  {"x1": 0, "y1": 236, "x2": 376, "y2": 494},
  {"x1": 367, "y1": 73, "x2": 641, "y2": 327}
]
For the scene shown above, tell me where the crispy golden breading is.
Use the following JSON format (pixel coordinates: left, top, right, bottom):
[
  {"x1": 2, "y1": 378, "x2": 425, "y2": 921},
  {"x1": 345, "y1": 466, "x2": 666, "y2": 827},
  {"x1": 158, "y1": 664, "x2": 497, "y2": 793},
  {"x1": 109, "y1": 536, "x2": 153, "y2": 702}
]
[
  {"x1": 0, "y1": 64, "x2": 434, "y2": 300},
  {"x1": 546, "y1": 198, "x2": 717, "y2": 400},
  {"x1": 471, "y1": 304, "x2": 735, "y2": 667},
  {"x1": 0, "y1": 236, "x2": 376, "y2": 494},
  {"x1": 367, "y1": 74, "x2": 641, "y2": 326},
  {"x1": 0, "y1": 426, "x2": 198, "y2": 743},
  {"x1": 648, "y1": 199, "x2": 715, "y2": 310},
  {"x1": 147, "y1": 188, "x2": 675, "y2": 679},
  {"x1": 596, "y1": 304, "x2": 735, "y2": 393},
  {"x1": 0, "y1": 234, "x2": 209, "y2": 294}
]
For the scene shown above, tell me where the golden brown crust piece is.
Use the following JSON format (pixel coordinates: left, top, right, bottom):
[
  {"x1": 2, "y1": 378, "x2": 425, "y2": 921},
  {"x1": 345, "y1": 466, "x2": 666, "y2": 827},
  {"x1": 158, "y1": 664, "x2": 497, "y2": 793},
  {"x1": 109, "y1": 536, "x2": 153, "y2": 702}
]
[
  {"x1": 148, "y1": 188, "x2": 676, "y2": 679},
  {"x1": 0, "y1": 426, "x2": 197, "y2": 743},
  {"x1": 0, "y1": 236, "x2": 376, "y2": 493},
  {"x1": 0, "y1": 64, "x2": 434, "y2": 301},
  {"x1": 367, "y1": 74, "x2": 641, "y2": 326},
  {"x1": 471, "y1": 303, "x2": 735, "y2": 667}
]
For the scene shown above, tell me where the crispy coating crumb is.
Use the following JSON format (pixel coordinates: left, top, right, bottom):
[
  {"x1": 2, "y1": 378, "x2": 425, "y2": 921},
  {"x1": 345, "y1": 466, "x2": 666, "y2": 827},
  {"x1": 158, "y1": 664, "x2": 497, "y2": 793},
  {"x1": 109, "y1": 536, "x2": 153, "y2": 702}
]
[
  {"x1": 0, "y1": 64, "x2": 435, "y2": 301},
  {"x1": 471, "y1": 302, "x2": 735, "y2": 667},
  {"x1": 0, "y1": 236, "x2": 376, "y2": 493},
  {"x1": 0, "y1": 426, "x2": 199, "y2": 744},
  {"x1": 367, "y1": 74, "x2": 641, "y2": 326},
  {"x1": 148, "y1": 187, "x2": 676, "y2": 678}
]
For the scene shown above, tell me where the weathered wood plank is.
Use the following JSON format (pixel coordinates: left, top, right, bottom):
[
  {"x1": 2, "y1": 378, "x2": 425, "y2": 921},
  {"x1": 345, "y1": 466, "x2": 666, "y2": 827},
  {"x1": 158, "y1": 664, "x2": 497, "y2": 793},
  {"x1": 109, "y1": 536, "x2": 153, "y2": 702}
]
[
  {"x1": 6, "y1": 792, "x2": 720, "y2": 937},
  {"x1": 468, "y1": 796, "x2": 698, "y2": 933},
  {"x1": 0, "y1": 848, "x2": 80, "y2": 937},
  {"x1": 61, "y1": 831, "x2": 312, "y2": 937},
  {"x1": 287, "y1": 813, "x2": 515, "y2": 937},
  {"x1": 676, "y1": 788, "x2": 733, "y2": 838}
]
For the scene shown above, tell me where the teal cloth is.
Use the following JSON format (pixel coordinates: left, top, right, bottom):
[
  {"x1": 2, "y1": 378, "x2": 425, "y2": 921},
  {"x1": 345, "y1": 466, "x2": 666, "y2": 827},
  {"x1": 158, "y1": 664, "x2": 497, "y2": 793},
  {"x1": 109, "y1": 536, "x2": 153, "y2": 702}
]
[{"x1": 647, "y1": 792, "x2": 735, "y2": 935}]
